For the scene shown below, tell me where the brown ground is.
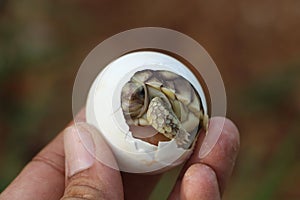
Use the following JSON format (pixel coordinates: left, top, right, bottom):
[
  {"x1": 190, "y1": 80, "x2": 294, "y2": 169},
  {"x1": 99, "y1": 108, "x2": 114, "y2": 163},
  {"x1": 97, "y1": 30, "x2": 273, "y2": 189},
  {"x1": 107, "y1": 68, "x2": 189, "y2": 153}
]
[{"x1": 0, "y1": 0, "x2": 300, "y2": 199}]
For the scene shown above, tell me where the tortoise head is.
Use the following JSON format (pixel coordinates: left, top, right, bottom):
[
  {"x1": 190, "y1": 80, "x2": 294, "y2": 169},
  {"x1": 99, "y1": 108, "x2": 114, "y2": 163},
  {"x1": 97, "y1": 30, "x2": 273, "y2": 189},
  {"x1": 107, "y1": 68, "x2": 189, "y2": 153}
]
[{"x1": 121, "y1": 81, "x2": 149, "y2": 123}]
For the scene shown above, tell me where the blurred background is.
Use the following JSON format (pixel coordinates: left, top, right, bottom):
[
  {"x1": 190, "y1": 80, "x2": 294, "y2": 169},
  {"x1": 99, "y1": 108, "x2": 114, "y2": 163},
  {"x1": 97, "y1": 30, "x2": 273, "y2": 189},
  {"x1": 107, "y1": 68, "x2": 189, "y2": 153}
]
[{"x1": 0, "y1": 0, "x2": 299, "y2": 199}]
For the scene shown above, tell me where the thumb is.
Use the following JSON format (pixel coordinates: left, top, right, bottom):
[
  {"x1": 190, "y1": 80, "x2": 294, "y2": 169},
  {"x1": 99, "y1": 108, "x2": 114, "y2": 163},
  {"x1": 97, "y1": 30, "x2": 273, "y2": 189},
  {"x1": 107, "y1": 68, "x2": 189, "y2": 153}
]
[{"x1": 61, "y1": 123, "x2": 123, "y2": 200}]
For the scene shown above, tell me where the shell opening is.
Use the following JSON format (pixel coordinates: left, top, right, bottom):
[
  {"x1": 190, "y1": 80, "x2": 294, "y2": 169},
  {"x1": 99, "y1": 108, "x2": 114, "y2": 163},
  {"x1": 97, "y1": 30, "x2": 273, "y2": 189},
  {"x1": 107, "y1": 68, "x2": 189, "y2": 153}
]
[
  {"x1": 129, "y1": 125, "x2": 171, "y2": 146},
  {"x1": 120, "y1": 68, "x2": 206, "y2": 149}
]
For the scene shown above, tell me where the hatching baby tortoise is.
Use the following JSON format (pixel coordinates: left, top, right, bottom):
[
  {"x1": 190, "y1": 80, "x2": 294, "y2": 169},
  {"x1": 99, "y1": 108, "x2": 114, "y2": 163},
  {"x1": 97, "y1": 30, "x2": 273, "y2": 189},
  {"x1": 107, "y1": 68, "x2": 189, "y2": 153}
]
[{"x1": 121, "y1": 69, "x2": 208, "y2": 149}]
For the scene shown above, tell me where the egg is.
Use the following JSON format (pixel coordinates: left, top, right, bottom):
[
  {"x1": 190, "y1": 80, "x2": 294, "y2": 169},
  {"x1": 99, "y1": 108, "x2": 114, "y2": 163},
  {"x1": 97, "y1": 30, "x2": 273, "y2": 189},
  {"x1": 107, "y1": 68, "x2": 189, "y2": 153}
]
[{"x1": 86, "y1": 51, "x2": 208, "y2": 174}]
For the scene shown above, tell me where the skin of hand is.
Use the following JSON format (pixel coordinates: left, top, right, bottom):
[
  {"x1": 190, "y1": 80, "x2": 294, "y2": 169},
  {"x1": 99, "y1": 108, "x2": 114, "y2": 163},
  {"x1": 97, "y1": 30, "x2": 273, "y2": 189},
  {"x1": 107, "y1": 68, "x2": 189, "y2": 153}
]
[{"x1": 0, "y1": 109, "x2": 240, "y2": 200}]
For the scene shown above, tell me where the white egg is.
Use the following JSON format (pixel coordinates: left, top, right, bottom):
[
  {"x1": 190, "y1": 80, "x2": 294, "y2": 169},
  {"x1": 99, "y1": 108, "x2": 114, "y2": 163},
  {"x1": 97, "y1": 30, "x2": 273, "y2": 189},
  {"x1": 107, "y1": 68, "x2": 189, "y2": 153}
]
[{"x1": 86, "y1": 51, "x2": 208, "y2": 174}]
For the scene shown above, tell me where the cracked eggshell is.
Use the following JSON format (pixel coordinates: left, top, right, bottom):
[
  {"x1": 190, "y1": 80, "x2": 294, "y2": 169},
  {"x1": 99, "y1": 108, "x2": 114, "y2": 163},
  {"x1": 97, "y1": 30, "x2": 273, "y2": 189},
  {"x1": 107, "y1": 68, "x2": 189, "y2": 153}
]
[{"x1": 86, "y1": 51, "x2": 208, "y2": 174}]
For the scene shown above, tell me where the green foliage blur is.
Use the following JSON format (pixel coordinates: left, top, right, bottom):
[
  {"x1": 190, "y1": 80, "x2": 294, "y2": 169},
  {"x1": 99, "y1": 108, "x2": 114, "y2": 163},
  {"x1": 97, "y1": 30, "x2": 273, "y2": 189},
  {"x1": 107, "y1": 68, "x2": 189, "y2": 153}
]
[{"x1": 1, "y1": 1, "x2": 300, "y2": 199}]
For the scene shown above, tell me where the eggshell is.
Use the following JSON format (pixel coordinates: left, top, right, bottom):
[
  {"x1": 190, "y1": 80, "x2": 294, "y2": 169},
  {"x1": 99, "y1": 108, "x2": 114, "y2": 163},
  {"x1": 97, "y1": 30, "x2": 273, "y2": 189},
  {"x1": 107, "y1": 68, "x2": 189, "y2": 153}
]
[{"x1": 86, "y1": 51, "x2": 207, "y2": 173}]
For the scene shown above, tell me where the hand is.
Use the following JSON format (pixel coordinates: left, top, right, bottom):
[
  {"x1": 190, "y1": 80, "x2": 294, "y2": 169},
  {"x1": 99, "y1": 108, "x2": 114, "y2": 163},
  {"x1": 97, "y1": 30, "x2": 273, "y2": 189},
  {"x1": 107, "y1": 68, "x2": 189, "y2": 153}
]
[{"x1": 0, "y1": 110, "x2": 239, "y2": 200}]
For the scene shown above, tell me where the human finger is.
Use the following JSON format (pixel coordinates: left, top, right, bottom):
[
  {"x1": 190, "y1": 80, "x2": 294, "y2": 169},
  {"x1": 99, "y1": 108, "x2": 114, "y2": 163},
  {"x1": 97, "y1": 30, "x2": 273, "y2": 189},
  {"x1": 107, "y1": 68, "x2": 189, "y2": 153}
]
[
  {"x1": 169, "y1": 117, "x2": 240, "y2": 199},
  {"x1": 61, "y1": 123, "x2": 123, "y2": 200},
  {"x1": 0, "y1": 110, "x2": 86, "y2": 200},
  {"x1": 180, "y1": 163, "x2": 220, "y2": 200}
]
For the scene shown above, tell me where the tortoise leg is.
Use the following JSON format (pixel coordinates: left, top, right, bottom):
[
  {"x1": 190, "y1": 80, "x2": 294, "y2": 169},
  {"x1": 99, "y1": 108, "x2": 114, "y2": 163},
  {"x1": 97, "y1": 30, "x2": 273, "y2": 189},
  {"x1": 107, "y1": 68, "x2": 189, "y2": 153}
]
[
  {"x1": 146, "y1": 97, "x2": 178, "y2": 137},
  {"x1": 146, "y1": 97, "x2": 191, "y2": 149},
  {"x1": 174, "y1": 128, "x2": 191, "y2": 148}
]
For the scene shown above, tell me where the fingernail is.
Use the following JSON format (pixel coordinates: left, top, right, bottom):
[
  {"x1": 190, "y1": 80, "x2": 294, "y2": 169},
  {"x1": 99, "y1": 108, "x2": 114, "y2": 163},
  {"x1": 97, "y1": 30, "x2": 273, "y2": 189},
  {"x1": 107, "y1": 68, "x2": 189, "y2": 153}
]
[
  {"x1": 64, "y1": 124, "x2": 95, "y2": 177},
  {"x1": 198, "y1": 118, "x2": 224, "y2": 159}
]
